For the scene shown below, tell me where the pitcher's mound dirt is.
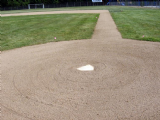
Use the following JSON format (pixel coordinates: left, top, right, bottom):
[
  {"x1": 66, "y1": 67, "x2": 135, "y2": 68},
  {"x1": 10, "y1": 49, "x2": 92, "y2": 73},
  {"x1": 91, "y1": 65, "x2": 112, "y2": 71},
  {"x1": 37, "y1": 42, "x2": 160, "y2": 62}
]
[{"x1": 1, "y1": 10, "x2": 160, "y2": 120}]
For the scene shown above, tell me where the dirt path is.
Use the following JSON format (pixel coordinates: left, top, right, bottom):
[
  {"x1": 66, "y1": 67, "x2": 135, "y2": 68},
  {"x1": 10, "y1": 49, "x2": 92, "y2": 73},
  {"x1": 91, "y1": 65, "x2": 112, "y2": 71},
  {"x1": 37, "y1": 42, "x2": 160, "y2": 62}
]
[{"x1": 1, "y1": 10, "x2": 160, "y2": 120}]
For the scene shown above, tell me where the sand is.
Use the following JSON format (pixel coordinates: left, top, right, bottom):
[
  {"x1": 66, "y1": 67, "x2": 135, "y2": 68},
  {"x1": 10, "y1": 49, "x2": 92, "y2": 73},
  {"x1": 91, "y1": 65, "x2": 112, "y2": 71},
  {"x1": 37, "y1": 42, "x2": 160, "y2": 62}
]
[{"x1": 1, "y1": 10, "x2": 160, "y2": 120}]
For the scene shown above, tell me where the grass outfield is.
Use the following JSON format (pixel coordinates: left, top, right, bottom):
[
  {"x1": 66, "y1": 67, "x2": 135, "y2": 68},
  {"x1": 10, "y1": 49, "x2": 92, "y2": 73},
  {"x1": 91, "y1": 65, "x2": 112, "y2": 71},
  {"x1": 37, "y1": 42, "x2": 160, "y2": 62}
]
[
  {"x1": 0, "y1": 6, "x2": 156, "y2": 14},
  {"x1": 111, "y1": 9, "x2": 160, "y2": 42},
  {"x1": 1, "y1": 6, "x2": 160, "y2": 50},
  {"x1": 1, "y1": 14, "x2": 99, "y2": 51}
]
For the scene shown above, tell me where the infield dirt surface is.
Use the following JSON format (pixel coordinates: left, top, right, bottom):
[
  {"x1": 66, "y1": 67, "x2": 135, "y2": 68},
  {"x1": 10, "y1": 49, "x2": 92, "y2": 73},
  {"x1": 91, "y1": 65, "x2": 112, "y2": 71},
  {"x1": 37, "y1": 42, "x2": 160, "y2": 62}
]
[{"x1": 1, "y1": 10, "x2": 160, "y2": 120}]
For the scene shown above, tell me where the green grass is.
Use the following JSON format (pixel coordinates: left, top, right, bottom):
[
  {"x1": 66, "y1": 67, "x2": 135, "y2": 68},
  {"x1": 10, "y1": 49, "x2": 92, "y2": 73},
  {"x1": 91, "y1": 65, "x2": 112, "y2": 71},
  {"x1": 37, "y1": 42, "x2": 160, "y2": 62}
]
[
  {"x1": 0, "y1": 6, "x2": 156, "y2": 14},
  {"x1": 1, "y1": 6, "x2": 160, "y2": 50},
  {"x1": 0, "y1": 14, "x2": 99, "y2": 51},
  {"x1": 111, "y1": 9, "x2": 160, "y2": 42}
]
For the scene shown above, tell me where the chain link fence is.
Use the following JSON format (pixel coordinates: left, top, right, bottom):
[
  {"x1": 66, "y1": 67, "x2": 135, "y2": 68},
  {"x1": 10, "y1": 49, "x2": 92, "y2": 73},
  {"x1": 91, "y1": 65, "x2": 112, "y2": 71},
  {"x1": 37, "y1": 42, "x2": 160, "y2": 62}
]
[
  {"x1": 108, "y1": 1, "x2": 160, "y2": 8},
  {"x1": 1, "y1": 1, "x2": 160, "y2": 11}
]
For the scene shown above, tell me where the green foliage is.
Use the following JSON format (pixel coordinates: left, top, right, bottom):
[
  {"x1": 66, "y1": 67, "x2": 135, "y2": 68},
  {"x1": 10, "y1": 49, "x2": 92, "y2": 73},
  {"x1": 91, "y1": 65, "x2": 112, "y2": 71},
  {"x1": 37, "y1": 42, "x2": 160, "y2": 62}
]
[
  {"x1": 8, "y1": 0, "x2": 20, "y2": 7},
  {"x1": 1, "y1": 0, "x2": 89, "y2": 7},
  {"x1": 54, "y1": 0, "x2": 59, "y2": 4},
  {"x1": 6, "y1": 0, "x2": 30, "y2": 7}
]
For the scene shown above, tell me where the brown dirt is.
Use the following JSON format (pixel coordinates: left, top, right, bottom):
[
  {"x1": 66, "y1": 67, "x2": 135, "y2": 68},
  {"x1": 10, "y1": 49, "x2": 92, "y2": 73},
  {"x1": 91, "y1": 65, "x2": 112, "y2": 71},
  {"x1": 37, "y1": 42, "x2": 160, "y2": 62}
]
[{"x1": 1, "y1": 10, "x2": 160, "y2": 120}]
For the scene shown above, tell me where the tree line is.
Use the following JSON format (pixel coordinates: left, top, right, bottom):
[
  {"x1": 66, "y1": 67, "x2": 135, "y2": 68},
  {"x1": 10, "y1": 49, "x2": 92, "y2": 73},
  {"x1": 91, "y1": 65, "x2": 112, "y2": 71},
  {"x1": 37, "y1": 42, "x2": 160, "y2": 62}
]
[
  {"x1": 1, "y1": 0, "x2": 157, "y2": 7},
  {"x1": 1, "y1": 0, "x2": 96, "y2": 7}
]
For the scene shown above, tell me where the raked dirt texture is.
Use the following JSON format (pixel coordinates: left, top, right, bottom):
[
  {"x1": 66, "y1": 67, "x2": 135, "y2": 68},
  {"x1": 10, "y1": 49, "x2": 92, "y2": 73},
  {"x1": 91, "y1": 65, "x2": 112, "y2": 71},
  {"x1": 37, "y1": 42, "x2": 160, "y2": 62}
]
[{"x1": 1, "y1": 10, "x2": 160, "y2": 120}]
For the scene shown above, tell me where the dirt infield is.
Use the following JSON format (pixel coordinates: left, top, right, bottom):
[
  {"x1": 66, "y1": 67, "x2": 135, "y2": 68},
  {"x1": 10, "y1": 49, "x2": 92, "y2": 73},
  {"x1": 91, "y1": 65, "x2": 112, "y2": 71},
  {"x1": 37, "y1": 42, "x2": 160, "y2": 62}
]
[{"x1": 1, "y1": 10, "x2": 160, "y2": 120}]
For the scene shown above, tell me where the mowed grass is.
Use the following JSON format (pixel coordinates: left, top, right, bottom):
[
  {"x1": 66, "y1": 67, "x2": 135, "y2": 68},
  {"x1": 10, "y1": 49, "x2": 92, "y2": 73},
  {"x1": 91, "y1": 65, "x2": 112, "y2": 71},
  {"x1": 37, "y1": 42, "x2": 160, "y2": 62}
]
[
  {"x1": 1, "y1": 6, "x2": 160, "y2": 51},
  {"x1": 1, "y1": 13, "x2": 99, "y2": 51},
  {"x1": 111, "y1": 9, "x2": 160, "y2": 42},
  {"x1": 0, "y1": 6, "x2": 153, "y2": 14}
]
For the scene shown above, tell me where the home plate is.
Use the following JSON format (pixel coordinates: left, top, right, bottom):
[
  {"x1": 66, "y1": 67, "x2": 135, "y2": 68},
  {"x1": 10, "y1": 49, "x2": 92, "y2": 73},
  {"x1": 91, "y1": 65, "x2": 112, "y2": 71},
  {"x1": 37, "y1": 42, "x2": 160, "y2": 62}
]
[{"x1": 77, "y1": 64, "x2": 94, "y2": 71}]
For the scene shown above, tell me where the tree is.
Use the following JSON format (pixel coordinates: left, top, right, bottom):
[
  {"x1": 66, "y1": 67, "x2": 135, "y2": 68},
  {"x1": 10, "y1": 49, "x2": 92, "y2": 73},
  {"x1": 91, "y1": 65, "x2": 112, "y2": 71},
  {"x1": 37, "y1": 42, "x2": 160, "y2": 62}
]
[{"x1": 1, "y1": 0, "x2": 8, "y2": 7}]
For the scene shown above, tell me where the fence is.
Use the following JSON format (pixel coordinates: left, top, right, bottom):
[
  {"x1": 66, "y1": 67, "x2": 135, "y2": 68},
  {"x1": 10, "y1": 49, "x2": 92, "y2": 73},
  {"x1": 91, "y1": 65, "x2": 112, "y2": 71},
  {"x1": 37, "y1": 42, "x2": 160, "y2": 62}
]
[
  {"x1": 1, "y1": 1, "x2": 160, "y2": 11},
  {"x1": 108, "y1": 1, "x2": 160, "y2": 8}
]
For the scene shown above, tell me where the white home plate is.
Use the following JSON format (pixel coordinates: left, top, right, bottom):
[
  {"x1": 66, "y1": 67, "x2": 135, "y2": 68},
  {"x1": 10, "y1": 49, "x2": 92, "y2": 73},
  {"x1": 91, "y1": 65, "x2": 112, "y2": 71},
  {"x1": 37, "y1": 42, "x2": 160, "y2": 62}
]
[{"x1": 77, "y1": 64, "x2": 94, "y2": 71}]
